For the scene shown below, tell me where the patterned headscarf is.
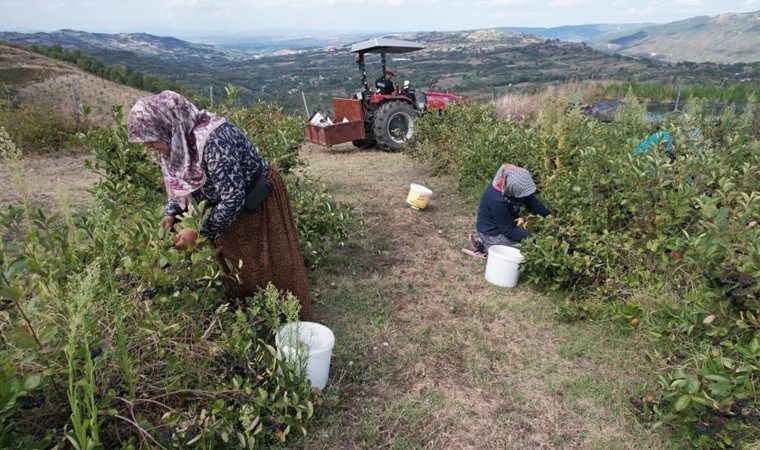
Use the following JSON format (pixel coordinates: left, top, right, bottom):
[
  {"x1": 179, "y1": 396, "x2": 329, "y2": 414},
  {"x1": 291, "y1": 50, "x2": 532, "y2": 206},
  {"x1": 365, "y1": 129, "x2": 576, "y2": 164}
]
[
  {"x1": 127, "y1": 90, "x2": 226, "y2": 209},
  {"x1": 491, "y1": 164, "x2": 537, "y2": 198}
]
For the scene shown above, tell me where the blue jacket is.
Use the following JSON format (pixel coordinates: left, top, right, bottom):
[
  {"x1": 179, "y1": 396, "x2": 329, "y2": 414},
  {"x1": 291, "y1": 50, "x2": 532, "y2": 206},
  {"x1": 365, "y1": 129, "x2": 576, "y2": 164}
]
[
  {"x1": 476, "y1": 185, "x2": 551, "y2": 242},
  {"x1": 635, "y1": 131, "x2": 673, "y2": 157}
]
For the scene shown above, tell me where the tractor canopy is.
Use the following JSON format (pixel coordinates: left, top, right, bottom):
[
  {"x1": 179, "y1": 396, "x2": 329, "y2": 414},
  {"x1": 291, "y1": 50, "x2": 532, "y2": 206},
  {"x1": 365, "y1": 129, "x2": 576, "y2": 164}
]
[
  {"x1": 351, "y1": 38, "x2": 426, "y2": 95},
  {"x1": 350, "y1": 38, "x2": 425, "y2": 55}
]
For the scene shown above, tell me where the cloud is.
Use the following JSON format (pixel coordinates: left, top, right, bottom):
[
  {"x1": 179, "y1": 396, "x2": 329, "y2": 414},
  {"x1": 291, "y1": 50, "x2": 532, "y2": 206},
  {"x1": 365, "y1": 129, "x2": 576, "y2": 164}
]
[
  {"x1": 548, "y1": 0, "x2": 587, "y2": 6},
  {"x1": 232, "y1": 0, "x2": 404, "y2": 5},
  {"x1": 477, "y1": 0, "x2": 531, "y2": 5},
  {"x1": 668, "y1": 0, "x2": 704, "y2": 5},
  {"x1": 162, "y1": 0, "x2": 201, "y2": 9}
]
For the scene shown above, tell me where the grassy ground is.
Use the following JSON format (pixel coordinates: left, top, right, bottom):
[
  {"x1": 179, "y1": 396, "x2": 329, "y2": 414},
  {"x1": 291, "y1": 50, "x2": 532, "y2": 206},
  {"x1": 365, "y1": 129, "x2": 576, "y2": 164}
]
[
  {"x1": 296, "y1": 143, "x2": 668, "y2": 449},
  {"x1": 0, "y1": 145, "x2": 670, "y2": 448},
  {"x1": 0, "y1": 153, "x2": 99, "y2": 210}
]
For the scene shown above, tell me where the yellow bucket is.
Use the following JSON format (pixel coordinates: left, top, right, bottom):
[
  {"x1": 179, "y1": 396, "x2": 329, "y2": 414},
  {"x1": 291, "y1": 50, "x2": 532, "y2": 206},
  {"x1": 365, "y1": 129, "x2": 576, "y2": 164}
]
[{"x1": 406, "y1": 183, "x2": 433, "y2": 210}]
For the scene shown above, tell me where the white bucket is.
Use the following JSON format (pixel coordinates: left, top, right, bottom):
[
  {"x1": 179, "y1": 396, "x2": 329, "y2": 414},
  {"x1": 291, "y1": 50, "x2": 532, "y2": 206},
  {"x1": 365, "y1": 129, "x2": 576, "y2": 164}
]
[
  {"x1": 406, "y1": 183, "x2": 433, "y2": 210},
  {"x1": 484, "y1": 245, "x2": 525, "y2": 288},
  {"x1": 276, "y1": 322, "x2": 335, "y2": 390}
]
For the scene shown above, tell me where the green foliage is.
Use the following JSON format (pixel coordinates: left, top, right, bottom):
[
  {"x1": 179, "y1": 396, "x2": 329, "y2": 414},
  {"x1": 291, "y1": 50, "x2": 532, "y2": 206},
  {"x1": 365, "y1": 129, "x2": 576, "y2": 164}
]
[
  {"x1": 410, "y1": 92, "x2": 760, "y2": 446},
  {"x1": 0, "y1": 125, "x2": 19, "y2": 161},
  {"x1": 79, "y1": 105, "x2": 165, "y2": 207},
  {"x1": 289, "y1": 177, "x2": 360, "y2": 268},
  {"x1": 219, "y1": 101, "x2": 304, "y2": 175},
  {"x1": 0, "y1": 101, "x2": 358, "y2": 446},
  {"x1": 29, "y1": 44, "x2": 192, "y2": 97}
]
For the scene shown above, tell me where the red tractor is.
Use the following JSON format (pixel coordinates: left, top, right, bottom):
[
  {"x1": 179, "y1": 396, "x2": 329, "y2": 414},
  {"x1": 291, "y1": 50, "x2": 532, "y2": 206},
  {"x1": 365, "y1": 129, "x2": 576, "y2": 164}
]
[{"x1": 305, "y1": 38, "x2": 462, "y2": 151}]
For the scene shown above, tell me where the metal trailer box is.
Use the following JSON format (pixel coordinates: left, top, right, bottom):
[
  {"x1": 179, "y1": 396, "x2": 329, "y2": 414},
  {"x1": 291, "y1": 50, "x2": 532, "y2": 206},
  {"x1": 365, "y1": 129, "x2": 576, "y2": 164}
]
[{"x1": 304, "y1": 98, "x2": 365, "y2": 147}]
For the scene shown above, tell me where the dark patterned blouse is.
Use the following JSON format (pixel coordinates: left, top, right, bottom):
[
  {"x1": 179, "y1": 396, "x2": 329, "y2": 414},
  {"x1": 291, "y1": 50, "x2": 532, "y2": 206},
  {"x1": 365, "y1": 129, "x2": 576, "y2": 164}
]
[{"x1": 163, "y1": 122, "x2": 269, "y2": 242}]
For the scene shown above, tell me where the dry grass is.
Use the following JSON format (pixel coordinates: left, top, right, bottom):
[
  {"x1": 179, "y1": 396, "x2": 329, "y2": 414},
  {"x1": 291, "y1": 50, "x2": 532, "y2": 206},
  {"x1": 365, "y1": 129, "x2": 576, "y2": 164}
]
[
  {"x1": 0, "y1": 153, "x2": 98, "y2": 210},
  {"x1": 495, "y1": 81, "x2": 619, "y2": 121},
  {"x1": 495, "y1": 92, "x2": 547, "y2": 120},
  {"x1": 296, "y1": 143, "x2": 669, "y2": 449}
]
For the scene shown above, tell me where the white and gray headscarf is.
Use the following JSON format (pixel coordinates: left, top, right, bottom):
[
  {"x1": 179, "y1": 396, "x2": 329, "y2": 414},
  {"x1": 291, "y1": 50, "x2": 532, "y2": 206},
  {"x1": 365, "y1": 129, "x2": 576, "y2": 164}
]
[{"x1": 491, "y1": 164, "x2": 537, "y2": 198}]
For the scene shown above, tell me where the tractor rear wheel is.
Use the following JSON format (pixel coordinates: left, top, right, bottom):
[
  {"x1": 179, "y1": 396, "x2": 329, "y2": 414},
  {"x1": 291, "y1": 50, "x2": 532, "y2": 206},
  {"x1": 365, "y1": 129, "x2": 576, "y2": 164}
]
[
  {"x1": 352, "y1": 139, "x2": 376, "y2": 150},
  {"x1": 373, "y1": 102, "x2": 416, "y2": 151}
]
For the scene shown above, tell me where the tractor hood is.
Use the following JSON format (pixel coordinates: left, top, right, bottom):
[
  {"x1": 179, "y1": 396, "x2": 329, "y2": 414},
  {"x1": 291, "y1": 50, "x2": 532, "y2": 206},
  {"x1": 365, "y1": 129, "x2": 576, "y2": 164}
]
[{"x1": 350, "y1": 38, "x2": 425, "y2": 54}]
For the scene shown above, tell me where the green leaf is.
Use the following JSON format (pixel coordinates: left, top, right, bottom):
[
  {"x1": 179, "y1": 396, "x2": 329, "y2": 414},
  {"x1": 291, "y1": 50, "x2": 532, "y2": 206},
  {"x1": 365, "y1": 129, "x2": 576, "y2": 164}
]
[
  {"x1": 703, "y1": 374, "x2": 730, "y2": 383},
  {"x1": 5, "y1": 258, "x2": 28, "y2": 280},
  {"x1": 23, "y1": 373, "x2": 41, "y2": 391},
  {"x1": 674, "y1": 395, "x2": 691, "y2": 411},
  {"x1": 709, "y1": 382, "x2": 733, "y2": 397},
  {"x1": 686, "y1": 377, "x2": 700, "y2": 394},
  {"x1": 0, "y1": 286, "x2": 23, "y2": 302},
  {"x1": 11, "y1": 328, "x2": 37, "y2": 349}
]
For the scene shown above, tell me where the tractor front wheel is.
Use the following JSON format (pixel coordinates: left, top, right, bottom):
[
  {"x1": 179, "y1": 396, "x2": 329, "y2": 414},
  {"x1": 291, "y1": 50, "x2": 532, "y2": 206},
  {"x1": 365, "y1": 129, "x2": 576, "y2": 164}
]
[{"x1": 373, "y1": 102, "x2": 416, "y2": 151}]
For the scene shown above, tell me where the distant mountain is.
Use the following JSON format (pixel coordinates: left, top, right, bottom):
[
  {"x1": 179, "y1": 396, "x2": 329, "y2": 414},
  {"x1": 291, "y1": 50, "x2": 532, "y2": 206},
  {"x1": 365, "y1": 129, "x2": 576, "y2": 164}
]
[
  {"x1": 184, "y1": 32, "x2": 381, "y2": 52},
  {"x1": 494, "y1": 24, "x2": 651, "y2": 43},
  {"x1": 0, "y1": 29, "x2": 255, "y2": 63},
  {"x1": 589, "y1": 10, "x2": 760, "y2": 63}
]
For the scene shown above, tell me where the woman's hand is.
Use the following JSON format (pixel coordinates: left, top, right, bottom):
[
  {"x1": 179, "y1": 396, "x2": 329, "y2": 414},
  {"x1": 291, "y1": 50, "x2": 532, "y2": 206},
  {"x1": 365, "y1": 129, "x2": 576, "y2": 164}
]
[
  {"x1": 175, "y1": 228, "x2": 199, "y2": 249},
  {"x1": 161, "y1": 216, "x2": 175, "y2": 230}
]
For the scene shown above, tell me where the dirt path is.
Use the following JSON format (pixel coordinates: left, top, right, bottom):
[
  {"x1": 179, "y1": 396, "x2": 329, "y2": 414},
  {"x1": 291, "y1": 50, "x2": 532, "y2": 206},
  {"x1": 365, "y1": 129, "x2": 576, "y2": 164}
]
[{"x1": 299, "y1": 143, "x2": 665, "y2": 449}]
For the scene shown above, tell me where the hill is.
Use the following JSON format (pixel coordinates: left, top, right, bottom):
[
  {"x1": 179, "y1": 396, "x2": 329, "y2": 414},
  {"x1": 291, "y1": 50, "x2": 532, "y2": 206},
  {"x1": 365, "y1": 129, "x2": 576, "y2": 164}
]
[
  {"x1": 590, "y1": 10, "x2": 760, "y2": 63},
  {"x1": 494, "y1": 23, "x2": 650, "y2": 43},
  {"x1": 0, "y1": 29, "x2": 255, "y2": 64},
  {"x1": 1, "y1": 28, "x2": 758, "y2": 115},
  {"x1": 0, "y1": 43, "x2": 151, "y2": 125}
]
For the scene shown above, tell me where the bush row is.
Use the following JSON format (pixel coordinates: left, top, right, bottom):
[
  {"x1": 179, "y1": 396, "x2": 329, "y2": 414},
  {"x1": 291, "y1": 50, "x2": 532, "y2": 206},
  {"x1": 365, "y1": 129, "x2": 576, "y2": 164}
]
[{"x1": 409, "y1": 91, "x2": 759, "y2": 448}]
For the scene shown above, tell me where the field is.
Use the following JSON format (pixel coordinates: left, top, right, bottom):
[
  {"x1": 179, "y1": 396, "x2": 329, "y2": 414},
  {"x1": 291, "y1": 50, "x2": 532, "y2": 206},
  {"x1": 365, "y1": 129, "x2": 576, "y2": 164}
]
[
  {"x1": 0, "y1": 46, "x2": 757, "y2": 446},
  {"x1": 293, "y1": 144, "x2": 667, "y2": 448},
  {"x1": 0, "y1": 142, "x2": 669, "y2": 449},
  {"x1": 0, "y1": 44, "x2": 150, "y2": 126}
]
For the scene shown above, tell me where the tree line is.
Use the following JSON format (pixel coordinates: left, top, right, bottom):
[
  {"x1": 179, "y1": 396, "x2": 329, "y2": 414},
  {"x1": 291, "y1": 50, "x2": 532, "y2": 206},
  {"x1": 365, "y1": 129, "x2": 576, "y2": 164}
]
[{"x1": 28, "y1": 44, "x2": 195, "y2": 97}]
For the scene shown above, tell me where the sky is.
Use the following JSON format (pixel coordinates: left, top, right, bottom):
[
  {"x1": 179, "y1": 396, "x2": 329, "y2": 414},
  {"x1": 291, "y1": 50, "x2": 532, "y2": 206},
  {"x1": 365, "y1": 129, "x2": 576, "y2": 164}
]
[{"x1": 1, "y1": 0, "x2": 759, "y2": 36}]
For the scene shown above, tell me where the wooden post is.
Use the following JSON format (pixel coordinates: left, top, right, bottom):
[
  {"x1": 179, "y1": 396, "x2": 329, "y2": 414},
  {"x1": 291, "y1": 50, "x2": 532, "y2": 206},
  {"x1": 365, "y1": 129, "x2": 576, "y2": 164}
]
[
  {"x1": 71, "y1": 88, "x2": 79, "y2": 124},
  {"x1": 674, "y1": 79, "x2": 682, "y2": 112},
  {"x1": 301, "y1": 91, "x2": 310, "y2": 118}
]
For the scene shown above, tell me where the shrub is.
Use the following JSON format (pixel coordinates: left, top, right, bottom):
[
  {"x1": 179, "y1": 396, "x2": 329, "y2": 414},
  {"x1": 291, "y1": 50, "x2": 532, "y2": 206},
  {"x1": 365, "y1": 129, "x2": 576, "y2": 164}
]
[
  {"x1": 1, "y1": 101, "x2": 360, "y2": 447},
  {"x1": 409, "y1": 92, "x2": 760, "y2": 447},
  {"x1": 0, "y1": 102, "x2": 82, "y2": 154}
]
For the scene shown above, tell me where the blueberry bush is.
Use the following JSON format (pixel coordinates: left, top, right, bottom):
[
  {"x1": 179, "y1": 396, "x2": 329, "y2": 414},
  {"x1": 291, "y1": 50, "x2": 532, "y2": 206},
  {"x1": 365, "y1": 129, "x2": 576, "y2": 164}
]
[
  {"x1": 409, "y1": 92, "x2": 759, "y2": 447},
  {"x1": 0, "y1": 102, "x2": 359, "y2": 447}
]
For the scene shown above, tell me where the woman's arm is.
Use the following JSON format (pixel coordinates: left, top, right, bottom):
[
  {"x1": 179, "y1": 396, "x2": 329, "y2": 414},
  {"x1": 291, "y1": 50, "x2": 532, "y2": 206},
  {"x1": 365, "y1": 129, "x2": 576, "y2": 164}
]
[
  {"x1": 163, "y1": 198, "x2": 185, "y2": 218},
  {"x1": 523, "y1": 194, "x2": 551, "y2": 217}
]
